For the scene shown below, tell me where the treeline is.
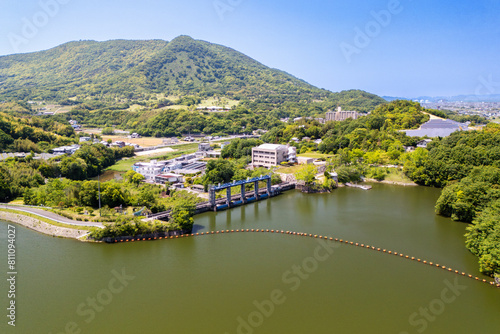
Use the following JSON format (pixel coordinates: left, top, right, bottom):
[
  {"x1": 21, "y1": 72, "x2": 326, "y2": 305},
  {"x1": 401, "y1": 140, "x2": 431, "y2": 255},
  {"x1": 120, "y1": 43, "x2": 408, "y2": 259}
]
[
  {"x1": 66, "y1": 107, "x2": 283, "y2": 137},
  {"x1": 0, "y1": 106, "x2": 76, "y2": 152},
  {"x1": 221, "y1": 138, "x2": 263, "y2": 159},
  {"x1": 405, "y1": 125, "x2": 500, "y2": 276},
  {"x1": 0, "y1": 144, "x2": 134, "y2": 202},
  {"x1": 57, "y1": 144, "x2": 135, "y2": 180},
  {"x1": 404, "y1": 127, "x2": 500, "y2": 187}
]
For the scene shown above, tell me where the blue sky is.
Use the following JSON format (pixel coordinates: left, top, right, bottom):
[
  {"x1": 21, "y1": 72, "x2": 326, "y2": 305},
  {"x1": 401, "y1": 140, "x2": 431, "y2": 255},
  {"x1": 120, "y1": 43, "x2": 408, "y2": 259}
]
[{"x1": 1, "y1": 0, "x2": 499, "y2": 97}]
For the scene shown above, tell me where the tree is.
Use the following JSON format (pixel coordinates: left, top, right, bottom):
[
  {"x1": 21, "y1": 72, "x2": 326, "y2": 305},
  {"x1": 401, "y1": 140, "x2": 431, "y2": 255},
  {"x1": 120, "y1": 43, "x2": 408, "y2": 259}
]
[
  {"x1": 294, "y1": 164, "x2": 317, "y2": 185},
  {"x1": 202, "y1": 159, "x2": 235, "y2": 187},
  {"x1": 131, "y1": 173, "x2": 145, "y2": 186},
  {"x1": 102, "y1": 127, "x2": 115, "y2": 135},
  {"x1": 170, "y1": 199, "x2": 196, "y2": 231}
]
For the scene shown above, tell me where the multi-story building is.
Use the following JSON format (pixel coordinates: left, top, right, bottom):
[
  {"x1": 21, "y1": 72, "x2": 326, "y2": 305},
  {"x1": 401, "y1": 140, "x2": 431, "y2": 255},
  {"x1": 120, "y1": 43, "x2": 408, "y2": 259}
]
[
  {"x1": 252, "y1": 144, "x2": 289, "y2": 167},
  {"x1": 326, "y1": 107, "x2": 358, "y2": 122},
  {"x1": 132, "y1": 160, "x2": 168, "y2": 180}
]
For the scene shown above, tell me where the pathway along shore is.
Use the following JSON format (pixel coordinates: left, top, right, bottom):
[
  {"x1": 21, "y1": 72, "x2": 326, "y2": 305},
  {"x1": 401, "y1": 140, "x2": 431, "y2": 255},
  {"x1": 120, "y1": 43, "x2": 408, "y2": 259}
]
[
  {"x1": 0, "y1": 210, "x2": 90, "y2": 239},
  {"x1": 0, "y1": 204, "x2": 102, "y2": 240}
]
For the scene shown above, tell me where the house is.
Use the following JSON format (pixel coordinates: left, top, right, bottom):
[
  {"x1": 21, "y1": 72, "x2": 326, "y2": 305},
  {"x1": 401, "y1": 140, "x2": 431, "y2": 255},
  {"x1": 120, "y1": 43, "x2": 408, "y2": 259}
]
[
  {"x1": 52, "y1": 144, "x2": 80, "y2": 155},
  {"x1": 198, "y1": 142, "x2": 211, "y2": 152},
  {"x1": 252, "y1": 144, "x2": 289, "y2": 167},
  {"x1": 154, "y1": 173, "x2": 184, "y2": 184},
  {"x1": 417, "y1": 139, "x2": 433, "y2": 148},
  {"x1": 79, "y1": 136, "x2": 91, "y2": 143}
]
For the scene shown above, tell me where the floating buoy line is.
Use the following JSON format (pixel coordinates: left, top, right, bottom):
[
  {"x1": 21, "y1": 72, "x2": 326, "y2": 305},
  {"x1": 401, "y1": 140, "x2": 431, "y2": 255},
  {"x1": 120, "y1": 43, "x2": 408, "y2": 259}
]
[{"x1": 114, "y1": 229, "x2": 499, "y2": 288}]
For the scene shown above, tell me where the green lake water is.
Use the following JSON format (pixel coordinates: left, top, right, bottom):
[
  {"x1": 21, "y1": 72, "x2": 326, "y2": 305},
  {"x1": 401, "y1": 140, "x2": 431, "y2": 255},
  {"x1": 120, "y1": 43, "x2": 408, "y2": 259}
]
[{"x1": 1, "y1": 184, "x2": 499, "y2": 333}]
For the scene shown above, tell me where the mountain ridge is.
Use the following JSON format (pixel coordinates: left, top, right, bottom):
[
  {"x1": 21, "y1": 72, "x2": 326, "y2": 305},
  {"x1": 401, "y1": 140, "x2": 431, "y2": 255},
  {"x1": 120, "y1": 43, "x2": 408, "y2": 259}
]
[{"x1": 0, "y1": 36, "x2": 385, "y2": 112}]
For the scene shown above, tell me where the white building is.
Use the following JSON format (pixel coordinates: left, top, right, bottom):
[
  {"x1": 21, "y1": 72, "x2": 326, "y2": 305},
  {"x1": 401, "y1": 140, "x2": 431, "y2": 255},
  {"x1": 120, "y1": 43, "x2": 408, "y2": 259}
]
[
  {"x1": 132, "y1": 160, "x2": 168, "y2": 180},
  {"x1": 326, "y1": 107, "x2": 358, "y2": 122},
  {"x1": 252, "y1": 144, "x2": 289, "y2": 167}
]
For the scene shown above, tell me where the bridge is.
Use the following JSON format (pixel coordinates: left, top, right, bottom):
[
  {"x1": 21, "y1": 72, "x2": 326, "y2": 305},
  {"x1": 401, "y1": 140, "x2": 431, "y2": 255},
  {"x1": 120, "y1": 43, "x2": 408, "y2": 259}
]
[
  {"x1": 209, "y1": 175, "x2": 273, "y2": 209},
  {"x1": 146, "y1": 177, "x2": 294, "y2": 221}
]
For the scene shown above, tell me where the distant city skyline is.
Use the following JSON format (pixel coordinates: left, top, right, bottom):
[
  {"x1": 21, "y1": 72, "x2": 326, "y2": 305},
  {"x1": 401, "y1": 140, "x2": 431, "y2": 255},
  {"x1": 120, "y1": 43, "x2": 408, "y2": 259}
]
[{"x1": 1, "y1": 0, "x2": 499, "y2": 98}]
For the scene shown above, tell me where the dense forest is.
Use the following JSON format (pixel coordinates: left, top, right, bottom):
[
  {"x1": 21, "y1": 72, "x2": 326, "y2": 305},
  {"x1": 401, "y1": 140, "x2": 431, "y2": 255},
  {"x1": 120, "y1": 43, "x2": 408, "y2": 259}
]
[{"x1": 403, "y1": 125, "x2": 500, "y2": 276}]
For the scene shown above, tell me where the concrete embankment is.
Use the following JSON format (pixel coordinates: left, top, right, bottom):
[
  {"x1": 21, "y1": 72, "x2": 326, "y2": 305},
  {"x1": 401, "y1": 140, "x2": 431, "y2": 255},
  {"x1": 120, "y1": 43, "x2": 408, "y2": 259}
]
[{"x1": 0, "y1": 210, "x2": 89, "y2": 240}]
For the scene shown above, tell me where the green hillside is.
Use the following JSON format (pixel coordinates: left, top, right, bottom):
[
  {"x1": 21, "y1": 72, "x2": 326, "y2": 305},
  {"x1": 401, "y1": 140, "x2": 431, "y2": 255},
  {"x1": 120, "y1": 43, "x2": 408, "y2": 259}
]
[
  {"x1": 0, "y1": 36, "x2": 384, "y2": 111},
  {"x1": 0, "y1": 102, "x2": 76, "y2": 152}
]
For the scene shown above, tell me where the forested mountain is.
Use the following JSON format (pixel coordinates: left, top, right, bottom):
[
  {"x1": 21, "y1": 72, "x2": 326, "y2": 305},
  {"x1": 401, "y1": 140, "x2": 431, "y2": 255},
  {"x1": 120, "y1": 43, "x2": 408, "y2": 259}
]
[{"x1": 0, "y1": 36, "x2": 384, "y2": 111}]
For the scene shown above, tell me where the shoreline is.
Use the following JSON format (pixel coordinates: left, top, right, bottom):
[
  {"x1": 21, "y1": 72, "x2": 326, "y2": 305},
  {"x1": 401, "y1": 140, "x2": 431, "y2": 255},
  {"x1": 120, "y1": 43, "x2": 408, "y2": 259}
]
[
  {"x1": 0, "y1": 210, "x2": 89, "y2": 241},
  {"x1": 364, "y1": 178, "x2": 418, "y2": 186}
]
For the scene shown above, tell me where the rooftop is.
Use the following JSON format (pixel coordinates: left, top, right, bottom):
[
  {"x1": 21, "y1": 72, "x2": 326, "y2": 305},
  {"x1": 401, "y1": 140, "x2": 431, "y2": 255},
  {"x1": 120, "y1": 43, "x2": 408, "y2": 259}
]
[{"x1": 257, "y1": 144, "x2": 287, "y2": 150}]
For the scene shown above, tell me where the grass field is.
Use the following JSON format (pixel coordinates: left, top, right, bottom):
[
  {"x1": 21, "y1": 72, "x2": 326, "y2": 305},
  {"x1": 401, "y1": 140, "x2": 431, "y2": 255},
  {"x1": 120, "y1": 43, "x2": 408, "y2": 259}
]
[
  {"x1": 197, "y1": 97, "x2": 240, "y2": 109},
  {"x1": 383, "y1": 168, "x2": 414, "y2": 183},
  {"x1": 276, "y1": 164, "x2": 303, "y2": 174},
  {"x1": 297, "y1": 152, "x2": 333, "y2": 159}
]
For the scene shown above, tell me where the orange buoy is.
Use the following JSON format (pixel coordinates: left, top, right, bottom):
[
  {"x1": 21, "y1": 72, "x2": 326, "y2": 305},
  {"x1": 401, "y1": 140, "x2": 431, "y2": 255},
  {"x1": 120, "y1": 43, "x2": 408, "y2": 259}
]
[
  {"x1": 377, "y1": 248, "x2": 381, "y2": 251},
  {"x1": 448, "y1": 268, "x2": 452, "y2": 271},
  {"x1": 350, "y1": 242, "x2": 353, "y2": 245},
  {"x1": 335, "y1": 238, "x2": 338, "y2": 241},
  {"x1": 231, "y1": 230, "x2": 234, "y2": 232},
  {"x1": 356, "y1": 243, "x2": 359, "y2": 246},
  {"x1": 314, "y1": 235, "x2": 318, "y2": 238},
  {"x1": 361, "y1": 244, "x2": 364, "y2": 247},
  {"x1": 468, "y1": 274, "x2": 473, "y2": 278},
  {"x1": 442, "y1": 266, "x2": 446, "y2": 269},
  {"x1": 330, "y1": 237, "x2": 333, "y2": 241},
  {"x1": 388, "y1": 251, "x2": 392, "y2": 254},
  {"x1": 423, "y1": 260, "x2": 427, "y2": 264},
  {"x1": 339, "y1": 239, "x2": 343, "y2": 242},
  {"x1": 411, "y1": 257, "x2": 415, "y2": 260},
  {"x1": 399, "y1": 254, "x2": 403, "y2": 257}
]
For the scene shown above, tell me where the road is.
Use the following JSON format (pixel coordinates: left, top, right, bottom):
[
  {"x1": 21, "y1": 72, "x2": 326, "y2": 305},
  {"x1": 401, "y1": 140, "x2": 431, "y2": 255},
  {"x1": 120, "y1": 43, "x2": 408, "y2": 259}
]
[{"x1": 1, "y1": 204, "x2": 103, "y2": 227}]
